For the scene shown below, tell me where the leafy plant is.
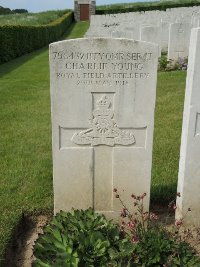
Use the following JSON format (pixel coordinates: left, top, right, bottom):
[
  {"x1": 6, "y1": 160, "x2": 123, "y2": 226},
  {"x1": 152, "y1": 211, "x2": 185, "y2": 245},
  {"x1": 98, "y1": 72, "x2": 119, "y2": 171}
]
[
  {"x1": 158, "y1": 55, "x2": 172, "y2": 71},
  {"x1": 0, "y1": 12, "x2": 73, "y2": 64},
  {"x1": 158, "y1": 55, "x2": 188, "y2": 72},
  {"x1": 113, "y1": 189, "x2": 200, "y2": 266},
  {"x1": 33, "y1": 208, "x2": 134, "y2": 266},
  {"x1": 34, "y1": 193, "x2": 200, "y2": 266}
]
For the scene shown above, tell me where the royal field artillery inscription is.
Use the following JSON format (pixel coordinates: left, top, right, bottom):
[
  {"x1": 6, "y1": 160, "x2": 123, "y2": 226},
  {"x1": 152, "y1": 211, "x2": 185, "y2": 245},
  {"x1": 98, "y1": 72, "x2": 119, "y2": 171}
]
[{"x1": 50, "y1": 38, "x2": 158, "y2": 218}]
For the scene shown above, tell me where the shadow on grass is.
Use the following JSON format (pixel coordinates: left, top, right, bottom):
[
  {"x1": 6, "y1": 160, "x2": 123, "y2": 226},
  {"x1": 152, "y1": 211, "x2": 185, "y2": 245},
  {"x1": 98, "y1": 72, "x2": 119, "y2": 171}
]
[
  {"x1": 0, "y1": 22, "x2": 78, "y2": 78},
  {"x1": 151, "y1": 182, "x2": 177, "y2": 206}
]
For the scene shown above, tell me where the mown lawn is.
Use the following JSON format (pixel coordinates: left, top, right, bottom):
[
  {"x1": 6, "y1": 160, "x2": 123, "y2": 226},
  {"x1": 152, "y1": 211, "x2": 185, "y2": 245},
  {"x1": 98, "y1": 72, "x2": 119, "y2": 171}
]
[
  {"x1": 0, "y1": 10, "x2": 69, "y2": 26},
  {"x1": 0, "y1": 21, "x2": 89, "y2": 264},
  {"x1": 0, "y1": 20, "x2": 186, "y2": 263},
  {"x1": 151, "y1": 71, "x2": 186, "y2": 204}
]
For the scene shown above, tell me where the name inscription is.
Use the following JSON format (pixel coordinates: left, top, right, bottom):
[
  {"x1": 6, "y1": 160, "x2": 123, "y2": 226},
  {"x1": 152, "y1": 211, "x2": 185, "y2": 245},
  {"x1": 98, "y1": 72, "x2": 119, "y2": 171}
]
[{"x1": 52, "y1": 51, "x2": 153, "y2": 86}]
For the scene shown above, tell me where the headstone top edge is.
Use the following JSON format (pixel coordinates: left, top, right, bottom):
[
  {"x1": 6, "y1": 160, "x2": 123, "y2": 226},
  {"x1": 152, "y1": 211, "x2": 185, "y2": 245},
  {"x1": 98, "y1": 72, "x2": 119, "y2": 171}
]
[{"x1": 49, "y1": 37, "x2": 159, "y2": 50}]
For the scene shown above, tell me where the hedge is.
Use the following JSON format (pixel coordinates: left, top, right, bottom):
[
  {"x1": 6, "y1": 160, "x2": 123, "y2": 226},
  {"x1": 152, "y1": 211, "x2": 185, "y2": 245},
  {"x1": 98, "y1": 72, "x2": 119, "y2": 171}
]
[
  {"x1": 96, "y1": 1, "x2": 200, "y2": 14},
  {"x1": 0, "y1": 12, "x2": 73, "y2": 64}
]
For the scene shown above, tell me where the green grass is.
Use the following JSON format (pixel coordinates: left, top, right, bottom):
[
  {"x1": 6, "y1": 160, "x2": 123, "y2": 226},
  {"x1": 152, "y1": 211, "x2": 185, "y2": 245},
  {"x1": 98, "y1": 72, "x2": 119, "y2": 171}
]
[
  {"x1": 151, "y1": 71, "x2": 186, "y2": 204},
  {"x1": 0, "y1": 19, "x2": 185, "y2": 263},
  {"x1": 0, "y1": 21, "x2": 89, "y2": 264},
  {"x1": 0, "y1": 10, "x2": 70, "y2": 26}
]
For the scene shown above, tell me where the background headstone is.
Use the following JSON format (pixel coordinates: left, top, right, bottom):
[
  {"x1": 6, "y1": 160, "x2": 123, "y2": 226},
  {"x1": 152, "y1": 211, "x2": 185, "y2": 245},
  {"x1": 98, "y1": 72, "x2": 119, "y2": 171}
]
[
  {"x1": 50, "y1": 38, "x2": 158, "y2": 218},
  {"x1": 168, "y1": 22, "x2": 191, "y2": 61},
  {"x1": 140, "y1": 26, "x2": 161, "y2": 57},
  {"x1": 176, "y1": 28, "x2": 200, "y2": 226}
]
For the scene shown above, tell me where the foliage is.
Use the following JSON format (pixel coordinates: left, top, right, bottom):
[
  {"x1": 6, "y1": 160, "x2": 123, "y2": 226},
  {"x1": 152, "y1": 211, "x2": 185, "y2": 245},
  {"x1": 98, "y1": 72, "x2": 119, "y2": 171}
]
[
  {"x1": 12, "y1": 9, "x2": 28, "y2": 14},
  {"x1": 158, "y1": 55, "x2": 188, "y2": 72},
  {"x1": 0, "y1": 12, "x2": 73, "y2": 64},
  {"x1": 96, "y1": 0, "x2": 200, "y2": 14},
  {"x1": 34, "y1": 203, "x2": 200, "y2": 267},
  {"x1": 114, "y1": 190, "x2": 200, "y2": 266},
  {"x1": 34, "y1": 208, "x2": 134, "y2": 266},
  {"x1": 0, "y1": 6, "x2": 13, "y2": 15},
  {"x1": 177, "y1": 57, "x2": 188, "y2": 70},
  {"x1": 158, "y1": 55, "x2": 172, "y2": 71},
  {"x1": 0, "y1": 6, "x2": 28, "y2": 15},
  {"x1": 0, "y1": 10, "x2": 69, "y2": 26}
]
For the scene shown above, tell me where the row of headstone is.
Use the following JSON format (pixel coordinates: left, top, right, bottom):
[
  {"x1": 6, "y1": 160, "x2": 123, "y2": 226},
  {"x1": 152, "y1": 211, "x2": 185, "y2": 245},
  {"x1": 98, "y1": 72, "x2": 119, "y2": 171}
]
[
  {"x1": 49, "y1": 12, "x2": 200, "y2": 226},
  {"x1": 89, "y1": 6, "x2": 200, "y2": 27},
  {"x1": 86, "y1": 6, "x2": 200, "y2": 61}
]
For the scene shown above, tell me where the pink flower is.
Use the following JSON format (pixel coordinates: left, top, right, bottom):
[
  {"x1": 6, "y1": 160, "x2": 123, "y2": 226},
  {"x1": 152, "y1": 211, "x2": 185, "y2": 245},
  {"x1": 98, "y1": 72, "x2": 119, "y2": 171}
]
[
  {"x1": 127, "y1": 221, "x2": 135, "y2": 229},
  {"x1": 131, "y1": 236, "x2": 139, "y2": 244},
  {"x1": 173, "y1": 204, "x2": 177, "y2": 210},
  {"x1": 150, "y1": 212, "x2": 158, "y2": 220},
  {"x1": 141, "y1": 193, "x2": 147, "y2": 199},
  {"x1": 120, "y1": 208, "x2": 128, "y2": 218},
  {"x1": 120, "y1": 225, "x2": 125, "y2": 232},
  {"x1": 175, "y1": 219, "x2": 182, "y2": 226},
  {"x1": 131, "y1": 194, "x2": 136, "y2": 199}
]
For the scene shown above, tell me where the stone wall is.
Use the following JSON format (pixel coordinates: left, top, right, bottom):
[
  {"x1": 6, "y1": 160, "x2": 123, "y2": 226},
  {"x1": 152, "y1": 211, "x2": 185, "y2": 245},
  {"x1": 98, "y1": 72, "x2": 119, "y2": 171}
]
[
  {"x1": 74, "y1": 1, "x2": 80, "y2": 22},
  {"x1": 74, "y1": 0, "x2": 96, "y2": 22}
]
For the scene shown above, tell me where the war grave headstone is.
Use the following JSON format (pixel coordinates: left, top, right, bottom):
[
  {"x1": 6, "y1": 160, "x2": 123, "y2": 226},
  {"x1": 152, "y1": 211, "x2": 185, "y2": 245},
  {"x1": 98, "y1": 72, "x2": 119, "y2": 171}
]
[
  {"x1": 49, "y1": 38, "x2": 158, "y2": 218},
  {"x1": 161, "y1": 21, "x2": 170, "y2": 53},
  {"x1": 140, "y1": 26, "x2": 161, "y2": 57},
  {"x1": 176, "y1": 28, "x2": 200, "y2": 226},
  {"x1": 111, "y1": 29, "x2": 138, "y2": 39},
  {"x1": 168, "y1": 22, "x2": 191, "y2": 62}
]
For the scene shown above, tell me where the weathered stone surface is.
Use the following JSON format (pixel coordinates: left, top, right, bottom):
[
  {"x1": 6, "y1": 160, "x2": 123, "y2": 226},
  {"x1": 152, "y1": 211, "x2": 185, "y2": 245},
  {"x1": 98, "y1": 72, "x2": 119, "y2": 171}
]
[
  {"x1": 50, "y1": 38, "x2": 158, "y2": 218},
  {"x1": 168, "y1": 22, "x2": 191, "y2": 61},
  {"x1": 176, "y1": 28, "x2": 200, "y2": 226},
  {"x1": 161, "y1": 21, "x2": 170, "y2": 53},
  {"x1": 140, "y1": 26, "x2": 161, "y2": 57}
]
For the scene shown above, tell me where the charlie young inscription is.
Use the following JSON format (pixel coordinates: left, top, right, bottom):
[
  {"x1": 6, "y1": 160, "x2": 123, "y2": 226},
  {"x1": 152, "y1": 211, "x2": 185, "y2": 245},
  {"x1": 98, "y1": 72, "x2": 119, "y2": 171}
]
[
  {"x1": 50, "y1": 38, "x2": 158, "y2": 217},
  {"x1": 53, "y1": 51, "x2": 152, "y2": 86}
]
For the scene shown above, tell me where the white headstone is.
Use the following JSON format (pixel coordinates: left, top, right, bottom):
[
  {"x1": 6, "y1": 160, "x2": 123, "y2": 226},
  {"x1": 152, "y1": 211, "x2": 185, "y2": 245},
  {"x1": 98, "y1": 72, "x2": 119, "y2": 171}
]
[
  {"x1": 140, "y1": 26, "x2": 161, "y2": 57},
  {"x1": 161, "y1": 21, "x2": 170, "y2": 53},
  {"x1": 176, "y1": 28, "x2": 200, "y2": 226},
  {"x1": 168, "y1": 23, "x2": 191, "y2": 62},
  {"x1": 49, "y1": 38, "x2": 158, "y2": 218},
  {"x1": 111, "y1": 30, "x2": 132, "y2": 39}
]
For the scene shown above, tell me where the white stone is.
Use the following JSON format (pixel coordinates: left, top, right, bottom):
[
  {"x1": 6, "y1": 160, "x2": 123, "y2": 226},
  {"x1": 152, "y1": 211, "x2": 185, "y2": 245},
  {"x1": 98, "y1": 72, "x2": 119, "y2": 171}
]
[
  {"x1": 176, "y1": 28, "x2": 200, "y2": 226},
  {"x1": 50, "y1": 38, "x2": 158, "y2": 218},
  {"x1": 161, "y1": 21, "x2": 170, "y2": 53},
  {"x1": 111, "y1": 29, "x2": 139, "y2": 40},
  {"x1": 140, "y1": 26, "x2": 161, "y2": 57},
  {"x1": 168, "y1": 22, "x2": 191, "y2": 62}
]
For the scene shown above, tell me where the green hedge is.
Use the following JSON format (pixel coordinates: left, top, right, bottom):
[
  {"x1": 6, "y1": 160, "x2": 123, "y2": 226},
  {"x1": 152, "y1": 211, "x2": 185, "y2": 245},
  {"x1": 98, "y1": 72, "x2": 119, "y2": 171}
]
[
  {"x1": 96, "y1": 1, "x2": 200, "y2": 14},
  {"x1": 0, "y1": 12, "x2": 73, "y2": 64}
]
